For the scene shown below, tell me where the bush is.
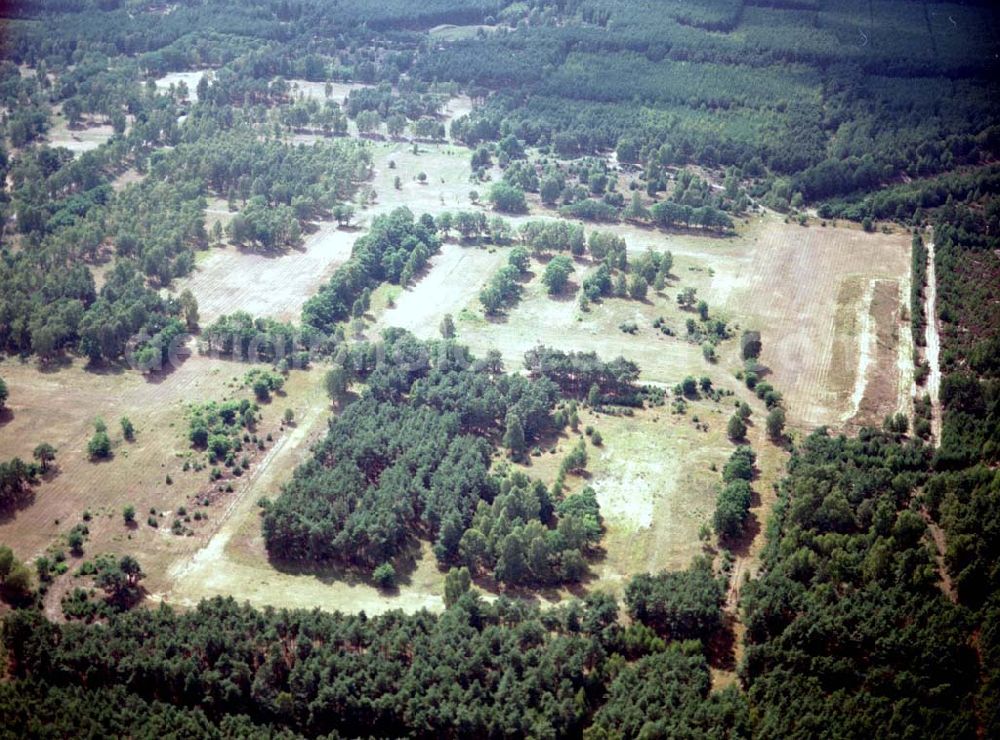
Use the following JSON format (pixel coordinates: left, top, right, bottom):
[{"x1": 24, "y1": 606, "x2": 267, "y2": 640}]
[
  {"x1": 373, "y1": 562, "x2": 396, "y2": 590},
  {"x1": 766, "y1": 407, "x2": 786, "y2": 440},
  {"x1": 120, "y1": 417, "x2": 135, "y2": 441},
  {"x1": 122, "y1": 505, "x2": 135, "y2": 524},
  {"x1": 87, "y1": 431, "x2": 111, "y2": 459}
]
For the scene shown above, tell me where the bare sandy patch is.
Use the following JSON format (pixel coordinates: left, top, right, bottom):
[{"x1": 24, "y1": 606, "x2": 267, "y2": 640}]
[
  {"x1": 844, "y1": 280, "x2": 911, "y2": 429},
  {"x1": 175, "y1": 221, "x2": 356, "y2": 325},
  {"x1": 377, "y1": 243, "x2": 507, "y2": 336},
  {"x1": 46, "y1": 120, "x2": 115, "y2": 156},
  {"x1": 154, "y1": 70, "x2": 211, "y2": 101}
]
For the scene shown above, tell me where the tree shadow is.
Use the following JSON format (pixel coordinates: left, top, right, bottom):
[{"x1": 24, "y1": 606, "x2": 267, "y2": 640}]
[
  {"x1": 548, "y1": 279, "x2": 580, "y2": 303},
  {"x1": 234, "y1": 243, "x2": 296, "y2": 259},
  {"x1": 81, "y1": 359, "x2": 128, "y2": 377},
  {"x1": 0, "y1": 407, "x2": 12, "y2": 426},
  {"x1": 706, "y1": 611, "x2": 738, "y2": 672},
  {"x1": 267, "y1": 535, "x2": 424, "y2": 587},
  {"x1": 35, "y1": 354, "x2": 76, "y2": 374},
  {"x1": 0, "y1": 488, "x2": 37, "y2": 525},
  {"x1": 484, "y1": 311, "x2": 511, "y2": 325}
]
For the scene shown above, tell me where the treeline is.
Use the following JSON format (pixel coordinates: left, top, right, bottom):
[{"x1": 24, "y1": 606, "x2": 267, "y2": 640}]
[
  {"x1": 906, "y1": 189, "x2": 1000, "y2": 738},
  {"x1": 932, "y1": 201, "x2": 1000, "y2": 470},
  {"x1": 910, "y1": 233, "x2": 927, "y2": 351},
  {"x1": 1, "y1": 576, "x2": 749, "y2": 738},
  {"x1": 202, "y1": 312, "x2": 324, "y2": 363},
  {"x1": 819, "y1": 165, "x2": 1000, "y2": 224}
]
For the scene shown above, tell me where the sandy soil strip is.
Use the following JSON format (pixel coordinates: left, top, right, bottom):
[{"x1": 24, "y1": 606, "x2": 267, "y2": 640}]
[
  {"x1": 842, "y1": 278, "x2": 877, "y2": 423},
  {"x1": 923, "y1": 241, "x2": 943, "y2": 445}
]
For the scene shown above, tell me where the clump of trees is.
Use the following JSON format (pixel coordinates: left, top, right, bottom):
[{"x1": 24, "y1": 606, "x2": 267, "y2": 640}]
[
  {"x1": 479, "y1": 264, "x2": 522, "y2": 315},
  {"x1": 87, "y1": 419, "x2": 111, "y2": 460},
  {"x1": 714, "y1": 479, "x2": 753, "y2": 539},
  {"x1": 188, "y1": 398, "x2": 258, "y2": 465},
  {"x1": 0, "y1": 545, "x2": 34, "y2": 606},
  {"x1": 263, "y1": 331, "x2": 599, "y2": 585},
  {"x1": 524, "y1": 346, "x2": 640, "y2": 401},
  {"x1": 303, "y1": 208, "x2": 440, "y2": 333},
  {"x1": 625, "y1": 557, "x2": 725, "y2": 640},
  {"x1": 488, "y1": 182, "x2": 527, "y2": 213},
  {"x1": 0, "y1": 457, "x2": 40, "y2": 511},
  {"x1": 542, "y1": 255, "x2": 574, "y2": 295}
]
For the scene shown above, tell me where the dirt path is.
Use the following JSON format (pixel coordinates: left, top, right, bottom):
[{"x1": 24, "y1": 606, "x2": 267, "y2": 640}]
[{"x1": 923, "y1": 241, "x2": 943, "y2": 445}]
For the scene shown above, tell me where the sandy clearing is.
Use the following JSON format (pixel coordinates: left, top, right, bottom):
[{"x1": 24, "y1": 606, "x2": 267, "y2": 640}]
[
  {"x1": 429, "y1": 24, "x2": 498, "y2": 41},
  {"x1": 377, "y1": 243, "x2": 507, "y2": 337},
  {"x1": 286, "y1": 80, "x2": 371, "y2": 104},
  {"x1": 844, "y1": 279, "x2": 911, "y2": 430},
  {"x1": 175, "y1": 221, "x2": 357, "y2": 325},
  {"x1": 154, "y1": 70, "x2": 211, "y2": 101},
  {"x1": 46, "y1": 120, "x2": 115, "y2": 156},
  {"x1": 0, "y1": 351, "x2": 287, "y2": 573}
]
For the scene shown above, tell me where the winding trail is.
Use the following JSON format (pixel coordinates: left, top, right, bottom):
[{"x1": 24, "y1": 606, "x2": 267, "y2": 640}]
[{"x1": 924, "y1": 241, "x2": 942, "y2": 445}]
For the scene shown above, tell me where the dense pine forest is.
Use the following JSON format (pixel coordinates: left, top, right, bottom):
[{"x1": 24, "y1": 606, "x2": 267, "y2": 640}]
[{"x1": 1, "y1": 0, "x2": 999, "y2": 737}]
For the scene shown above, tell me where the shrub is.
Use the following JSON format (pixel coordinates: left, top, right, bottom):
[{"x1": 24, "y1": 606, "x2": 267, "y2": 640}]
[
  {"x1": 373, "y1": 562, "x2": 396, "y2": 589},
  {"x1": 87, "y1": 431, "x2": 111, "y2": 460},
  {"x1": 120, "y1": 417, "x2": 135, "y2": 441}
]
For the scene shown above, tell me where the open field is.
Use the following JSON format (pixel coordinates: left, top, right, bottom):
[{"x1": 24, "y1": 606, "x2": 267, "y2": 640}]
[
  {"x1": 154, "y1": 70, "x2": 211, "y2": 100},
  {"x1": 429, "y1": 23, "x2": 498, "y2": 41},
  {"x1": 176, "y1": 220, "x2": 358, "y2": 325},
  {"x1": 0, "y1": 352, "x2": 302, "y2": 590},
  {"x1": 45, "y1": 117, "x2": 115, "y2": 155}
]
